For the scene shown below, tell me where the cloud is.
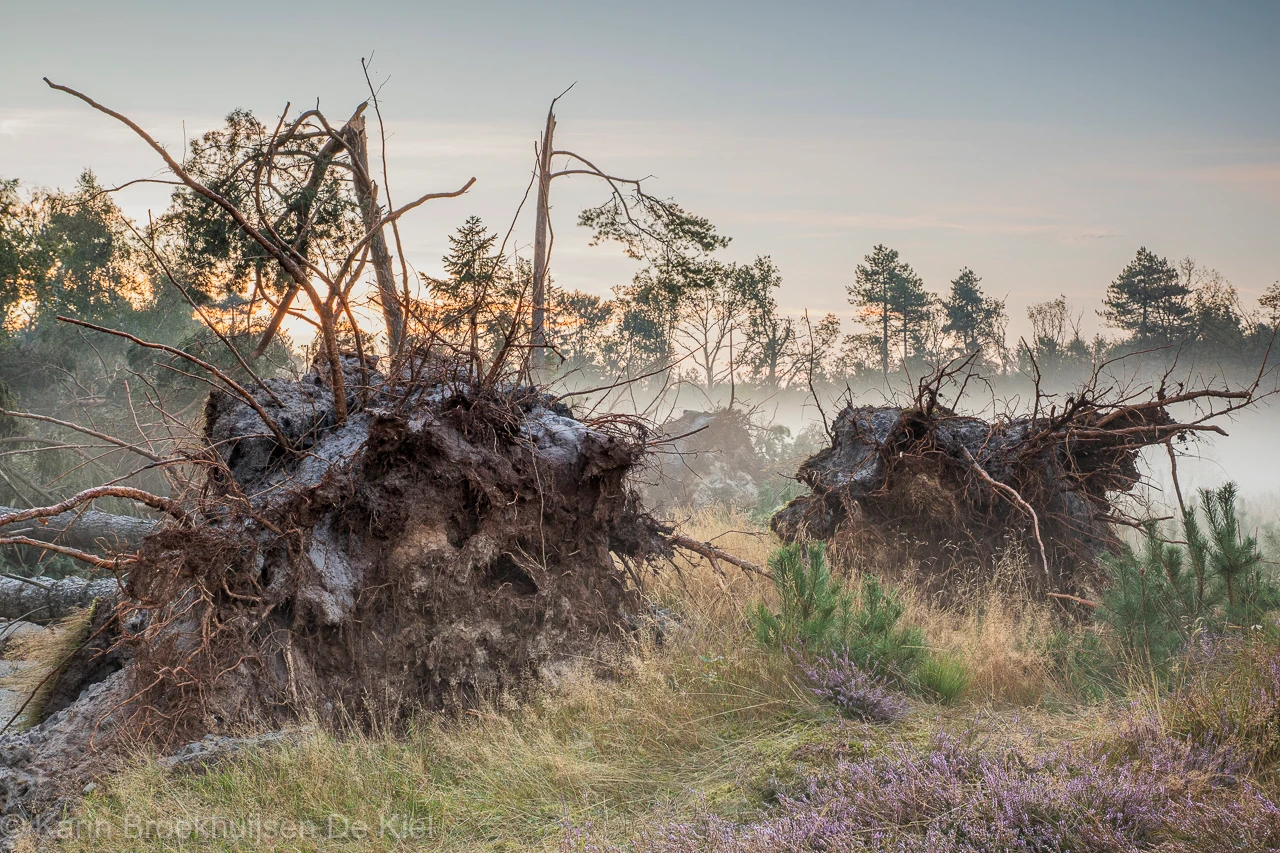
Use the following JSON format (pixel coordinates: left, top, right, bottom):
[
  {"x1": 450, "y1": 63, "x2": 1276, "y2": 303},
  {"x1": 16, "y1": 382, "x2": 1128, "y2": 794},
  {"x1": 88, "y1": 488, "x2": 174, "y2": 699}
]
[
  {"x1": 1181, "y1": 163, "x2": 1280, "y2": 184},
  {"x1": 1144, "y1": 159, "x2": 1280, "y2": 199},
  {"x1": 0, "y1": 117, "x2": 35, "y2": 138}
]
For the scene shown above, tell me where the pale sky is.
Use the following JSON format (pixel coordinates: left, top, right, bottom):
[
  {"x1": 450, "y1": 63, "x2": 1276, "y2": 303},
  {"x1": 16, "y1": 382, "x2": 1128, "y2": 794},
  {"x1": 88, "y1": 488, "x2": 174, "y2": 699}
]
[{"x1": 2, "y1": 0, "x2": 1277, "y2": 340}]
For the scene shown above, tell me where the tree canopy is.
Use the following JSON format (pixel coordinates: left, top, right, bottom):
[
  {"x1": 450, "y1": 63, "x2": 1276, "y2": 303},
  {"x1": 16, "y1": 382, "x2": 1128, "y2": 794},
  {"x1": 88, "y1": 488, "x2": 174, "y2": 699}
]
[{"x1": 1101, "y1": 247, "x2": 1192, "y2": 344}]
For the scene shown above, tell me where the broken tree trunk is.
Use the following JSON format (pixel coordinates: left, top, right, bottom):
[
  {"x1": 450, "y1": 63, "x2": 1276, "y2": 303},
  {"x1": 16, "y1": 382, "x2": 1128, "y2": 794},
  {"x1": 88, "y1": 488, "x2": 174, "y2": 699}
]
[
  {"x1": 531, "y1": 104, "x2": 555, "y2": 371},
  {"x1": 344, "y1": 114, "x2": 405, "y2": 351},
  {"x1": 0, "y1": 507, "x2": 150, "y2": 619}
]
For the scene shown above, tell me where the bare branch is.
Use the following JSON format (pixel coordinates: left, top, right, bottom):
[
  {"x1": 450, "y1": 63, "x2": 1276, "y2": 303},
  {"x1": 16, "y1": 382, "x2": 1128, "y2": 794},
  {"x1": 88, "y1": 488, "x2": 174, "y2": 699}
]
[
  {"x1": 962, "y1": 448, "x2": 1050, "y2": 578},
  {"x1": 330, "y1": 177, "x2": 476, "y2": 286},
  {"x1": 0, "y1": 410, "x2": 166, "y2": 463},
  {"x1": 55, "y1": 316, "x2": 293, "y2": 451},
  {"x1": 0, "y1": 486, "x2": 183, "y2": 528},
  {"x1": 669, "y1": 533, "x2": 770, "y2": 579},
  {"x1": 0, "y1": 537, "x2": 125, "y2": 570}
]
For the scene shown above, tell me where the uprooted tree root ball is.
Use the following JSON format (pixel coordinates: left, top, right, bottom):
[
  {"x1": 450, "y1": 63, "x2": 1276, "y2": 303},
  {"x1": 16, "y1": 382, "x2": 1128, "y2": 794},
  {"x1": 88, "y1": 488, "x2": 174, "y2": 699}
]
[
  {"x1": 772, "y1": 365, "x2": 1256, "y2": 597},
  {"x1": 0, "y1": 357, "x2": 667, "y2": 822},
  {"x1": 642, "y1": 408, "x2": 768, "y2": 512}
]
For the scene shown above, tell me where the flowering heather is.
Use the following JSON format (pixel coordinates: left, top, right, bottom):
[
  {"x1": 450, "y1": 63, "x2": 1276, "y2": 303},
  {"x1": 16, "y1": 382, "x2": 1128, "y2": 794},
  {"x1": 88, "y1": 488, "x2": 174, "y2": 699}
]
[
  {"x1": 561, "y1": 724, "x2": 1280, "y2": 853},
  {"x1": 800, "y1": 651, "x2": 909, "y2": 723},
  {"x1": 1164, "y1": 637, "x2": 1280, "y2": 771}
]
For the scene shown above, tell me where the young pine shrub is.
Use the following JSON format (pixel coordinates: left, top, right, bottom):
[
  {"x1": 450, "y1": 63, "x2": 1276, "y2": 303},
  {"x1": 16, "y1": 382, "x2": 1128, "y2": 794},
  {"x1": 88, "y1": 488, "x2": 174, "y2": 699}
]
[
  {"x1": 1098, "y1": 482, "x2": 1280, "y2": 672},
  {"x1": 751, "y1": 542, "x2": 962, "y2": 701},
  {"x1": 843, "y1": 573, "x2": 928, "y2": 682},
  {"x1": 750, "y1": 541, "x2": 854, "y2": 653},
  {"x1": 1187, "y1": 482, "x2": 1280, "y2": 629},
  {"x1": 1097, "y1": 522, "x2": 1193, "y2": 669},
  {"x1": 1043, "y1": 627, "x2": 1117, "y2": 702}
]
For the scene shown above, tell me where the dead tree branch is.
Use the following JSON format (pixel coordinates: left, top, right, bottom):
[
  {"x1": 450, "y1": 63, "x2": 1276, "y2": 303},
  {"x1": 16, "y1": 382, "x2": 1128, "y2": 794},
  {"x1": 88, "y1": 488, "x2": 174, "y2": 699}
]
[
  {"x1": 55, "y1": 316, "x2": 293, "y2": 451},
  {"x1": 669, "y1": 533, "x2": 770, "y2": 579}
]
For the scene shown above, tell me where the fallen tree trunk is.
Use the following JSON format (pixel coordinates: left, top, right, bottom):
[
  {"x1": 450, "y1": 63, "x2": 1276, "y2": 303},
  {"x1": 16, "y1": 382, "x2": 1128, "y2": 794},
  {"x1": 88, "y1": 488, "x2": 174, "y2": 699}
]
[
  {"x1": 0, "y1": 506, "x2": 154, "y2": 554},
  {"x1": 0, "y1": 575, "x2": 118, "y2": 623}
]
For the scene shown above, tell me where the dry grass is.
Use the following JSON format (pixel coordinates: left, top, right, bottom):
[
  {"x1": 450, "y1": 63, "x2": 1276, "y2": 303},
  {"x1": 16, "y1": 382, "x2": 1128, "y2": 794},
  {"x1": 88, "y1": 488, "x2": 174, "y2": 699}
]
[
  {"x1": 48, "y1": 509, "x2": 821, "y2": 852},
  {"x1": 0, "y1": 606, "x2": 93, "y2": 729},
  {"x1": 39, "y1": 508, "x2": 1089, "y2": 851},
  {"x1": 52, "y1": 658, "x2": 819, "y2": 851},
  {"x1": 673, "y1": 508, "x2": 1064, "y2": 707},
  {"x1": 652, "y1": 506, "x2": 775, "y2": 633},
  {"x1": 903, "y1": 583, "x2": 1064, "y2": 706}
]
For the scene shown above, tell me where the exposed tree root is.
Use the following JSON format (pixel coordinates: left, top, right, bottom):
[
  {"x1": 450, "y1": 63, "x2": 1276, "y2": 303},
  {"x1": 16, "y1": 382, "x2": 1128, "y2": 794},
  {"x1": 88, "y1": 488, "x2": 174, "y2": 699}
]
[
  {"x1": 773, "y1": 361, "x2": 1260, "y2": 596},
  {"x1": 0, "y1": 356, "x2": 667, "y2": 824}
]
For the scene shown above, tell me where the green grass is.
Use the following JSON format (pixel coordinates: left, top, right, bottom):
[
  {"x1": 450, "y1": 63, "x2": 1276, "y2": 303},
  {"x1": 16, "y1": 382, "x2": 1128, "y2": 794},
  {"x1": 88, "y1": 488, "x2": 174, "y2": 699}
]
[
  {"x1": 917, "y1": 652, "x2": 970, "y2": 704},
  {"x1": 52, "y1": 639, "x2": 825, "y2": 852}
]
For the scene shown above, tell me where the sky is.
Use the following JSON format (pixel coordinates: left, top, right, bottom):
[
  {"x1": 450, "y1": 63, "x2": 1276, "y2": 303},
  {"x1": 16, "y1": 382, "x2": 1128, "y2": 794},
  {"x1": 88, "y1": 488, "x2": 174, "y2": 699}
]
[{"x1": 1, "y1": 0, "x2": 1278, "y2": 341}]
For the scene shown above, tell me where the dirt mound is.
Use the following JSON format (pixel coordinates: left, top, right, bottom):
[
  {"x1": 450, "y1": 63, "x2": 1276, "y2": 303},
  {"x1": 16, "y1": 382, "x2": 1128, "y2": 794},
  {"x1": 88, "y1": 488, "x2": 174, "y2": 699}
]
[
  {"x1": 643, "y1": 409, "x2": 765, "y2": 512},
  {"x1": 0, "y1": 356, "x2": 665, "y2": 825}
]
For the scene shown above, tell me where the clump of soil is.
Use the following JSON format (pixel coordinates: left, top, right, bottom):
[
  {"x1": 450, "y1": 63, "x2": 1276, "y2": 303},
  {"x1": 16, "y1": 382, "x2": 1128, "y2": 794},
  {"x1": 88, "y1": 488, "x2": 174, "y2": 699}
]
[{"x1": 643, "y1": 408, "x2": 767, "y2": 512}]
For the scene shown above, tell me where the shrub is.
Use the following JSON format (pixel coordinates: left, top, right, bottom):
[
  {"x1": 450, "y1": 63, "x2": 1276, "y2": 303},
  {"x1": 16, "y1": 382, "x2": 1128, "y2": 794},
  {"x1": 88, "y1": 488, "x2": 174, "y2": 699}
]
[
  {"x1": 1160, "y1": 637, "x2": 1280, "y2": 772},
  {"x1": 565, "y1": 722, "x2": 1280, "y2": 852},
  {"x1": 1187, "y1": 482, "x2": 1280, "y2": 628},
  {"x1": 1043, "y1": 626, "x2": 1115, "y2": 702},
  {"x1": 1097, "y1": 522, "x2": 1191, "y2": 667},
  {"x1": 750, "y1": 542, "x2": 854, "y2": 653},
  {"x1": 750, "y1": 544, "x2": 927, "y2": 676},
  {"x1": 842, "y1": 573, "x2": 927, "y2": 680},
  {"x1": 752, "y1": 543, "x2": 940, "y2": 694},
  {"x1": 1098, "y1": 482, "x2": 1280, "y2": 670},
  {"x1": 799, "y1": 651, "x2": 908, "y2": 722}
]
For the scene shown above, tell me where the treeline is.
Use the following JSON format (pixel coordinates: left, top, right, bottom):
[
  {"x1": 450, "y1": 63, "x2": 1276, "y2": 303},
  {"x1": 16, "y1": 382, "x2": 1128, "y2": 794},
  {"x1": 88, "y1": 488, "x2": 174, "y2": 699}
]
[
  {"x1": 419, "y1": 206, "x2": 1277, "y2": 392},
  {"x1": 533, "y1": 237, "x2": 1278, "y2": 393},
  {"x1": 3, "y1": 112, "x2": 1278, "y2": 417}
]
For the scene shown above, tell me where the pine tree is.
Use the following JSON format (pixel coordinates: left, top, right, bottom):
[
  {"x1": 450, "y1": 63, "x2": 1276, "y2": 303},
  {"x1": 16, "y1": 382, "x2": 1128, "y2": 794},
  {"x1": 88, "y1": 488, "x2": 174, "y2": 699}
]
[
  {"x1": 1197, "y1": 482, "x2": 1276, "y2": 624},
  {"x1": 847, "y1": 245, "x2": 930, "y2": 376},
  {"x1": 439, "y1": 216, "x2": 500, "y2": 303},
  {"x1": 750, "y1": 542, "x2": 853, "y2": 652},
  {"x1": 731, "y1": 256, "x2": 795, "y2": 386},
  {"x1": 431, "y1": 216, "x2": 516, "y2": 360},
  {"x1": 1100, "y1": 483, "x2": 1280, "y2": 669},
  {"x1": 1258, "y1": 281, "x2": 1280, "y2": 328},
  {"x1": 1098, "y1": 524, "x2": 1191, "y2": 666},
  {"x1": 1101, "y1": 247, "x2": 1192, "y2": 343},
  {"x1": 942, "y1": 267, "x2": 1006, "y2": 362}
]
